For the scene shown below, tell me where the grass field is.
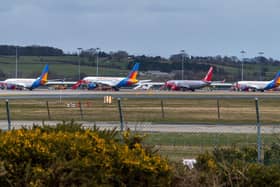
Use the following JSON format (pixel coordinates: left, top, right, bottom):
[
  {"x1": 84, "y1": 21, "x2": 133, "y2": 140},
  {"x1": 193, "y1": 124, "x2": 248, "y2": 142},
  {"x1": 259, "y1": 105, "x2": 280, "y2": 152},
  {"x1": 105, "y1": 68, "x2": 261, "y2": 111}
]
[
  {"x1": 1, "y1": 55, "x2": 280, "y2": 81},
  {"x1": 0, "y1": 55, "x2": 130, "y2": 79},
  {"x1": 1, "y1": 97, "x2": 280, "y2": 161},
  {"x1": 142, "y1": 132, "x2": 280, "y2": 161},
  {"x1": 1, "y1": 97, "x2": 280, "y2": 124}
]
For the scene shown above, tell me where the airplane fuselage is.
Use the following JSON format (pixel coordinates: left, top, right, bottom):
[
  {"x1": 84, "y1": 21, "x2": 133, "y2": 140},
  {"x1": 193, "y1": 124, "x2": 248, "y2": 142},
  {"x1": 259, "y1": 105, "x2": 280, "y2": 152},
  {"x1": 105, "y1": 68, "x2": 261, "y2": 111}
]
[
  {"x1": 83, "y1": 76, "x2": 125, "y2": 87},
  {"x1": 84, "y1": 76, "x2": 124, "y2": 82},
  {"x1": 166, "y1": 80, "x2": 210, "y2": 91},
  {"x1": 236, "y1": 81, "x2": 270, "y2": 91},
  {"x1": 4, "y1": 78, "x2": 36, "y2": 88}
]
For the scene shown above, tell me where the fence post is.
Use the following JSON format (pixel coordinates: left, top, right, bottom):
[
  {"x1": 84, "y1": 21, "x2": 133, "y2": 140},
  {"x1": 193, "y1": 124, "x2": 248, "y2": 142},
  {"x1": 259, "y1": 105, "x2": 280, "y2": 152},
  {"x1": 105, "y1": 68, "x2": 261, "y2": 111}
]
[
  {"x1": 46, "y1": 101, "x2": 51, "y2": 120},
  {"x1": 117, "y1": 98, "x2": 124, "y2": 132},
  {"x1": 255, "y1": 97, "x2": 262, "y2": 163},
  {"x1": 161, "y1": 100, "x2": 165, "y2": 119},
  {"x1": 5, "y1": 99, "x2": 11, "y2": 130},
  {"x1": 79, "y1": 101, "x2": 84, "y2": 120},
  {"x1": 217, "y1": 99, "x2": 220, "y2": 120}
]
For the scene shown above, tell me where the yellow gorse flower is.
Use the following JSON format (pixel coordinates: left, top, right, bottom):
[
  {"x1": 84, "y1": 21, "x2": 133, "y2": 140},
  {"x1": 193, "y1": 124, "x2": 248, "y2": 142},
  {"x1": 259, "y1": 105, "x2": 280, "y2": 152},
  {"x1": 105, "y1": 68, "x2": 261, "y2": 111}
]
[{"x1": 0, "y1": 126, "x2": 172, "y2": 186}]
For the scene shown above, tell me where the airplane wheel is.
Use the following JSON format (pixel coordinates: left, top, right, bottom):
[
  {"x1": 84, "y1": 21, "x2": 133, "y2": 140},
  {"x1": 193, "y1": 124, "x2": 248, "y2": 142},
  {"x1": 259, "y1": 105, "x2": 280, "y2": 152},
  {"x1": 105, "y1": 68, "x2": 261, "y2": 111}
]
[{"x1": 113, "y1": 87, "x2": 119, "y2": 91}]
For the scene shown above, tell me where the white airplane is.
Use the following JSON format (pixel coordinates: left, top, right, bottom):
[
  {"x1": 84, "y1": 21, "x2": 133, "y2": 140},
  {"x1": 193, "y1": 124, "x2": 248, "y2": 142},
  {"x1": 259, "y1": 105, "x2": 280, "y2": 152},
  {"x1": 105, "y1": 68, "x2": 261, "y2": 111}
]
[
  {"x1": 133, "y1": 82, "x2": 165, "y2": 90},
  {"x1": 165, "y1": 66, "x2": 213, "y2": 91},
  {"x1": 209, "y1": 79, "x2": 233, "y2": 90},
  {"x1": 234, "y1": 71, "x2": 280, "y2": 92},
  {"x1": 72, "y1": 63, "x2": 140, "y2": 91},
  {"x1": 0, "y1": 64, "x2": 49, "y2": 90}
]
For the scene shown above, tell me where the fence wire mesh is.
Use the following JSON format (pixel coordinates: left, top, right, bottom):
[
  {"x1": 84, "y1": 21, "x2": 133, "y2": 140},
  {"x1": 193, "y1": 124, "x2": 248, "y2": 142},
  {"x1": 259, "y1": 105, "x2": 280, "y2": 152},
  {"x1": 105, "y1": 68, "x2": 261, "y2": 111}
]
[{"x1": 1, "y1": 97, "x2": 280, "y2": 162}]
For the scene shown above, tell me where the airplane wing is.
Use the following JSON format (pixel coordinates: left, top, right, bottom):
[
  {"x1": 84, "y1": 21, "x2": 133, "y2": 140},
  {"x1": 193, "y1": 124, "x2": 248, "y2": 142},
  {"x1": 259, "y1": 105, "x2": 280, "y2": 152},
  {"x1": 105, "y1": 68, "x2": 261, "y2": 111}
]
[
  {"x1": 90, "y1": 80, "x2": 120, "y2": 87},
  {"x1": 6, "y1": 82, "x2": 29, "y2": 89},
  {"x1": 0, "y1": 81, "x2": 27, "y2": 89},
  {"x1": 46, "y1": 81, "x2": 77, "y2": 85},
  {"x1": 138, "y1": 80, "x2": 152, "y2": 84},
  {"x1": 244, "y1": 84, "x2": 262, "y2": 90},
  {"x1": 177, "y1": 82, "x2": 191, "y2": 89},
  {"x1": 16, "y1": 83, "x2": 27, "y2": 88}
]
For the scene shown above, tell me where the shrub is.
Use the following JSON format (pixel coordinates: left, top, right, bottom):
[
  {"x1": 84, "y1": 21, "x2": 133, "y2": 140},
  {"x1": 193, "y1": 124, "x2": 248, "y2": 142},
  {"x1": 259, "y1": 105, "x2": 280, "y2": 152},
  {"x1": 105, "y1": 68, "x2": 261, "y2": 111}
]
[
  {"x1": 0, "y1": 122, "x2": 172, "y2": 186},
  {"x1": 188, "y1": 146, "x2": 280, "y2": 186}
]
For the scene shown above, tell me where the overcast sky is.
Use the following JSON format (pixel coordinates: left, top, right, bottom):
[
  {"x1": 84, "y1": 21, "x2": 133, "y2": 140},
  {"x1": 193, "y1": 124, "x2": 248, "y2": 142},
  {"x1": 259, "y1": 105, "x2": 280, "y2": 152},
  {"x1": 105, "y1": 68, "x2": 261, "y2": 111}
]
[{"x1": 1, "y1": 0, "x2": 280, "y2": 59}]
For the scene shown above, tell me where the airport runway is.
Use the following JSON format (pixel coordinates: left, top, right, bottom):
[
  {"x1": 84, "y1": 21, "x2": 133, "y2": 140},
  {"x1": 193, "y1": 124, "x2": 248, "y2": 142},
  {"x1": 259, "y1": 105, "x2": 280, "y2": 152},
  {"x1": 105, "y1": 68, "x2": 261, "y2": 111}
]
[
  {"x1": 0, "y1": 89, "x2": 280, "y2": 99},
  {"x1": 0, "y1": 120, "x2": 280, "y2": 134}
]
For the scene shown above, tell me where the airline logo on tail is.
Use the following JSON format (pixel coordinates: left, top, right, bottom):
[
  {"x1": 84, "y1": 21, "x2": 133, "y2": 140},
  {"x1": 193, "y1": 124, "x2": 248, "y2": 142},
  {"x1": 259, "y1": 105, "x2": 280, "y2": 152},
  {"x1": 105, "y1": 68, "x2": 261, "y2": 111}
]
[
  {"x1": 127, "y1": 63, "x2": 139, "y2": 80},
  {"x1": 116, "y1": 63, "x2": 140, "y2": 87},
  {"x1": 264, "y1": 71, "x2": 280, "y2": 90},
  {"x1": 40, "y1": 65, "x2": 49, "y2": 85},
  {"x1": 31, "y1": 64, "x2": 49, "y2": 89},
  {"x1": 273, "y1": 72, "x2": 280, "y2": 87},
  {"x1": 203, "y1": 66, "x2": 213, "y2": 82}
]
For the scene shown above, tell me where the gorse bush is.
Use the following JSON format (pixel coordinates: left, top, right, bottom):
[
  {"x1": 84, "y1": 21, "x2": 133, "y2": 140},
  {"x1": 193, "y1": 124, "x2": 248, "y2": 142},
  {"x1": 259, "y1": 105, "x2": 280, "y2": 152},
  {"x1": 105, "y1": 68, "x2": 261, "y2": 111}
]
[
  {"x1": 0, "y1": 122, "x2": 172, "y2": 187},
  {"x1": 186, "y1": 146, "x2": 280, "y2": 186}
]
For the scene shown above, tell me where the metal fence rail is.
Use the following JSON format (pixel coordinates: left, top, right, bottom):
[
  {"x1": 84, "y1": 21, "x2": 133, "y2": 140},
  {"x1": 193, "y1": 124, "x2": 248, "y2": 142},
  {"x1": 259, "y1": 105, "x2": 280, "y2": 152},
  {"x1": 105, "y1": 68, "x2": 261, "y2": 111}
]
[{"x1": 2, "y1": 95, "x2": 280, "y2": 162}]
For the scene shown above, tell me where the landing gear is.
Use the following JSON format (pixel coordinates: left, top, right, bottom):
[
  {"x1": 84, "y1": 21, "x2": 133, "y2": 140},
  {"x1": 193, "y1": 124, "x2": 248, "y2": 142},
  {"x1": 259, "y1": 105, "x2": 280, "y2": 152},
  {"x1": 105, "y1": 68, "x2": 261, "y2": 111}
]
[
  {"x1": 180, "y1": 88, "x2": 187, "y2": 92},
  {"x1": 112, "y1": 87, "x2": 120, "y2": 91}
]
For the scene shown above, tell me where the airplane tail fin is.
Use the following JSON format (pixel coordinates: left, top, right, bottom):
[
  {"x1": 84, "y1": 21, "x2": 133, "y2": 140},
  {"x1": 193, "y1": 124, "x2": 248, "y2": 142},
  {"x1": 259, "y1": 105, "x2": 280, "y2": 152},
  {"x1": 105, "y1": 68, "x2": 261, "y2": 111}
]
[
  {"x1": 30, "y1": 64, "x2": 48, "y2": 90},
  {"x1": 264, "y1": 71, "x2": 280, "y2": 90},
  {"x1": 127, "y1": 63, "x2": 140, "y2": 80},
  {"x1": 203, "y1": 66, "x2": 213, "y2": 82},
  {"x1": 273, "y1": 71, "x2": 280, "y2": 83},
  {"x1": 39, "y1": 64, "x2": 49, "y2": 85},
  {"x1": 271, "y1": 71, "x2": 280, "y2": 87},
  {"x1": 115, "y1": 63, "x2": 140, "y2": 88}
]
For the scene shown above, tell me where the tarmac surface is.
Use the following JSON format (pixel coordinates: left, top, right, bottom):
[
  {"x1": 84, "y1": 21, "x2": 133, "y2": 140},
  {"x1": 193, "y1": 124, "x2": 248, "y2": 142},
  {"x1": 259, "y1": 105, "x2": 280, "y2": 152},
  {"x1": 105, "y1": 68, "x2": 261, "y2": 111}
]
[
  {"x1": 1, "y1": 120, "x2": 280, "y2": 134},
  {"x1": 0, "y1": 89, "x2": 280, "y2": 99}
]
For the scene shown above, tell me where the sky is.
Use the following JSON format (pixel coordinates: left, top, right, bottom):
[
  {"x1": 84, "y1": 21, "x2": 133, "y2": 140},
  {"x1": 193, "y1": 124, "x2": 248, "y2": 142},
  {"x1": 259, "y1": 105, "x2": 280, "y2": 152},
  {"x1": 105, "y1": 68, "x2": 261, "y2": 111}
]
[{"x1": 1, "y1": 0, "x2": 280, "y2": 59}]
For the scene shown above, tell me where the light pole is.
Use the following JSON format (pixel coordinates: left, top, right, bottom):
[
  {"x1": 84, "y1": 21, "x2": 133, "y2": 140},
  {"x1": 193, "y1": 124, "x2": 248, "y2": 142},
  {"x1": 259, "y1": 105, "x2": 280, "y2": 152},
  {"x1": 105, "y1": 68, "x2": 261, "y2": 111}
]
[
  {"x1": 15, "y1": 46, "x2": 18, "y2": 78},
  {"x1": 96, "y1": 48, "x2": 100, "y2": 76},
  {"x1": 180, "y1": 50, "x2": 185, "y2": 80},
  {"x1": 77, "y1": 48, "x2": 82, "y2": 80},
  {"x1": 258, "y1": 52, "x2": 264, "y2": 81},
  {"x1": 240, "y1": 50, "x2": 246, "y2": 81}
]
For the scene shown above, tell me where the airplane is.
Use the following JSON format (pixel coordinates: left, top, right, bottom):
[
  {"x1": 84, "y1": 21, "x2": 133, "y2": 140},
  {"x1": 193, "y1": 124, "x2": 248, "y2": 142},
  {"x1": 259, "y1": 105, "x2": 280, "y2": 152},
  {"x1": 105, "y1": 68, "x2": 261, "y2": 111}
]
[
  {"x1": 72, "y1": 63, "x2": 140, "y2": 91},
  {"x1": 133, "y1": 82, "x2": 165, "y2": 90},
  {"x1": 0, "y1": 64, "x2": 48, "y2": 90},
  {"x1": 234, "y1": 71, "x2": 280, "y2": 92},
  {"x1": 209, "y1": 82, "x2": 233, "y2": 90},
  {"x1": 45, "y1": 79, "x2": 77, "y2": 90},
  {"x1": 165, "y1": 66, "x2": 213, "y2": 91}
]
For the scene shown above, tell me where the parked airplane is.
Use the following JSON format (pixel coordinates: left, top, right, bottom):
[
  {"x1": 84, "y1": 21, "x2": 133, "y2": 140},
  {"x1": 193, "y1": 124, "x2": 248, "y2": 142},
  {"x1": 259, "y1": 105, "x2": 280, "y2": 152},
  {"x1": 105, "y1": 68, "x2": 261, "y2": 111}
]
[
  {"x1": 165, "y1": 66, "x2": 213, "y2": 91},
  {"x1": 0, "y1": 64, "x2": 48, "y2": 90},
  {"x1": 45, "y1": 79, "x2": 77, "y2": 89},
  {"x1": 133, "y1": 82, "x2": 165, "y2": 90},
  {"x1": 72, "y1": 63, "x2": 140, "y2": 91},
  {"x1": 234, "y1": 71, "x2": 280, "y2": 92}
]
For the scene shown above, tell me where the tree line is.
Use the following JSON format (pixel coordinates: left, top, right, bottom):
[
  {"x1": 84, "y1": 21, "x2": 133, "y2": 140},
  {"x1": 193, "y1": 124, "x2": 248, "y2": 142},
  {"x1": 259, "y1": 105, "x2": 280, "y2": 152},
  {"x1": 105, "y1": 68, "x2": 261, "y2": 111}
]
[
  {"x1": 1, "y1": 45, "x2": 280, "y2": 81},
  {"x1": 0, "y1": 45, "x2": 63, "y2": 56}
]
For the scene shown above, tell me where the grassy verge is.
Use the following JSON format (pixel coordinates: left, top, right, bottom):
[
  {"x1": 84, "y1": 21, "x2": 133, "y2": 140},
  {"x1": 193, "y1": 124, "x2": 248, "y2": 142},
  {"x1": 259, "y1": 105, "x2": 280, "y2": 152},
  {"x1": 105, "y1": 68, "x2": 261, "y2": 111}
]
[
  {"x1": 1, "y1": 98, "x2": 280, "y2": 124},
  {"x1": 142, "y1": 132, "x2": 280, "y2": 161}
]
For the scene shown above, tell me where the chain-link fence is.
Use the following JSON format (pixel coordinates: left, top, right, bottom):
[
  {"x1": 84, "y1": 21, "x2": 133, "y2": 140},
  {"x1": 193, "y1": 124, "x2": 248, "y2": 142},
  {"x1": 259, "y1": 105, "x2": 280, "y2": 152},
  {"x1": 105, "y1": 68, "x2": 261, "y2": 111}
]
[{"x1": 1, "y1": 96, "x2": 280, "y2": 162}]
